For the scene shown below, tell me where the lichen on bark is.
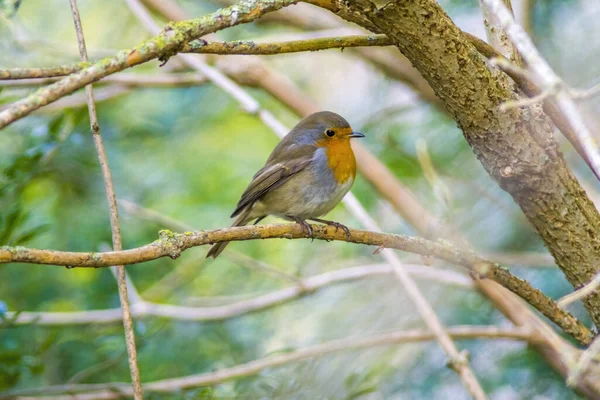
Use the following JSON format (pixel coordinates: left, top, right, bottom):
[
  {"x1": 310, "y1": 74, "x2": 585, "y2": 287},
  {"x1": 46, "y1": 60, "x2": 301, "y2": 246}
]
[{"x1": 340, "y1": 0, "x2": 600, "y2": 328}]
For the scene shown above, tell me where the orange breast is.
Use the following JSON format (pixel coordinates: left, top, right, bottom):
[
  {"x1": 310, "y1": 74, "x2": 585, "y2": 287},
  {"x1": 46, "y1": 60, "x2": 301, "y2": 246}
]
[{"x1": 318, "y1": 138, "x2": 357, "y2": 184}]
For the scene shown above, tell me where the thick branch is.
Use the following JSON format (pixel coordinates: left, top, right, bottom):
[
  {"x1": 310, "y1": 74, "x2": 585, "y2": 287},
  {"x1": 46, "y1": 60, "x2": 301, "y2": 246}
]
[
  {"x1": 321, "y1": 0, "x2": 600, "y2": 330},
  {"x1": 0, "y1": 0, "x2": 297, "y2": 128},
  {"x1": 0, "y1": 326, "x2": 537, "y2": 399},
  {"x1": 1, "y1": 224, "x2": 592, "y2": 345}
]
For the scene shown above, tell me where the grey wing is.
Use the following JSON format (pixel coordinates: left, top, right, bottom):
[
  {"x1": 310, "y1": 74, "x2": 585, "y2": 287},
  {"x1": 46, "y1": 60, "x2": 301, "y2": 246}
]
[{"x1": 230, "y1": 157, "x2": 312, "y2": 218}]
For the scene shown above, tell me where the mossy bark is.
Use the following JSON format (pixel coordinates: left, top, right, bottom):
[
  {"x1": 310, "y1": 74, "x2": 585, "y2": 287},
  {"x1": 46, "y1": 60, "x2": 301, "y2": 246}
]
[{"x1": 341, "y1": 0, "x2": 600, "y2": 327}]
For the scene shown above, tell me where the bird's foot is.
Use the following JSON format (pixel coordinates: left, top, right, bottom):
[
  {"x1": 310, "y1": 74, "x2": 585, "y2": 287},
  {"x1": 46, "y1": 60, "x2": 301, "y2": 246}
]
[
  {"x1": 309, "y1": 218, "x2": 351, "y2": 240},
  {"x1": 288, "y1": 216, "x2": 314, "y2": 239}
]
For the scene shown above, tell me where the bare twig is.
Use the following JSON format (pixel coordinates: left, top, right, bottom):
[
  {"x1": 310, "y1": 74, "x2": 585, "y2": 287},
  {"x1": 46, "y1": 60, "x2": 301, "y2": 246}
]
[
  {"x1": 0, "y1": 72, "x2": 208, "y2": 87},
  {"x1": 68, "y1": 1, "x2": 142, "y2": 398},
  {"x1": 0, "y1": 325, "x2": 538, "y2": 399},
  {"x1": 499, "y1": 86, "x2": 556, "y2": 111},
  {"x1": 478, "y1": 0, "x2": 523, "y2": 65},
  {"x1": 568, "y1": 335, "x2": 600, "y2": 387},
  {"x1": 7, "y1": 263, "x2": 471, "y2": 326},
  {"x1": 558, "y1": 272, "x2": 600, "y2": 308},
  {"x1": 1, "y1": 223, "x2": 592, "y2": 345},
  {"x1": 183, "y1": 34, "x2": 391, "y2": 54},
  {"x1": 0, "y1": 35, "x2": 392, "y2": 83},
  {"x1": 482, "y1": 0, "x2": 600, "y2": 181},
  {"x1": 482, "y1": 251, "x2": 555, "y2": 267},
  {"x1": 571, "y1": 82, "x2": 600, "y2": 100}
]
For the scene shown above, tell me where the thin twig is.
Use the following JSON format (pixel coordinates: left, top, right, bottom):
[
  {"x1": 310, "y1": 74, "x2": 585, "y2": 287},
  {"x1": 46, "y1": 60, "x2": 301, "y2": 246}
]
[
  {"x1": 0, "y1": 325, "x2": 538, "y2": 399},
  {"x1": 481, "y1": 251, "x2": 555, "y2": 267},
  {"x1": 0, "y1": 63, "x2": 90, "y2": 80},
  {"x1": 6, "y1": 263, "x2": 472, "y2": 326},
  {"x1": 124, "y1": 2, "x2": 487, "y2": 397},
  {"x1": 68, "y1": 1, "x2": 142, "y2": 398},
  {"x1": 571, "y1": 82, "x2": 600, "y2": 100},
  {"x1": 1, "y1": 223, "x2": 592, "y2": 345},
  {"x1": 568, "y1": 335, "x2": 600, "y2": 387},
  {"x1": 0, "y1": 72, "x2": 208, "y2": 87},
  {"x1": 499, "y1": 87, "x2": 556, "y2": 111},
  {"x1": 558, "y1": 272, "x2": 600, "y2": 308}
]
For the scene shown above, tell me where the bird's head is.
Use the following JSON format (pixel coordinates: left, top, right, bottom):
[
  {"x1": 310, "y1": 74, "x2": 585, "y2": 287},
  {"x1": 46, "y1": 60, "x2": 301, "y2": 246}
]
[{"x1": 289, "y1": 111, "x2": 365, "y2": 147}]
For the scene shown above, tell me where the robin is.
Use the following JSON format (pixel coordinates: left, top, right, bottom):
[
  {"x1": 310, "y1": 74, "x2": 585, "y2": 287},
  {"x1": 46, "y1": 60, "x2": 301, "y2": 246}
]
[{"x1": 207, "y1": 111, "x2": 365, "y2": 259}]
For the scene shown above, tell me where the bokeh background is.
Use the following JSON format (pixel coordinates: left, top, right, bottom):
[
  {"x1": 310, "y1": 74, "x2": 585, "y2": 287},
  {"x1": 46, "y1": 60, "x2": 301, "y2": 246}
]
[{"x1": 1, "y1": 0, "x2": 600, "y2": 398}]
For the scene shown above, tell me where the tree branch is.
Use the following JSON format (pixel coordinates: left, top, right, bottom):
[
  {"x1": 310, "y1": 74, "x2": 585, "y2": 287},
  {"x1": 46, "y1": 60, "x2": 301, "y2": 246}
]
[
  {"x1": 316, "y1": 0, "x2": 600, "y2": 332},
  {"x1": 68, "y1": 1, "x2": 143, "y2": 398},
  {"x1": 0, "y1": 72, "x2": 208, "y2": 87},
  {"x1": 0, "y1": 326, "x2": 538, "y2": 399},
  {"x1": 558, "y1": 272, "x2": 600, "y2": 308},
  {"x1": 6, "y1": 263, "x2": 472, "y2": 326},
  {"x1": 1, "y1": 224, "x2": 593, "y2": 345},
  {"x1": 0, "y1": 63, "x2": 90, "y2": 80},
  {"x1": 481, "y1": 0, "x2": 600, "y2": 182},
  {"x1": 183, "y1": 34, "x2": 390, "y2": 54},
  {"x1": 0, "y1": 34, "x2": 390, "y2": 82},
  {"x1": 0, "y1": 0, "x2": 297, "y2": 128}
]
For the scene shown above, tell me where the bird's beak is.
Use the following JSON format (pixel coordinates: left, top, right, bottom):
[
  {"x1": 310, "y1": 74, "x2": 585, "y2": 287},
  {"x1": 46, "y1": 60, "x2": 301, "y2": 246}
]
[{"x1": 349, "y1": 132, "x2": 365, "y2": 138}]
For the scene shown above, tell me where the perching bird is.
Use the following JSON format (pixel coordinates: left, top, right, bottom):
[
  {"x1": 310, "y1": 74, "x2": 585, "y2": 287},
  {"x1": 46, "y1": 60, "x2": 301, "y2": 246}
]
[{"x1": 207, "y1": 111, "x2": 365, "y2": 259}]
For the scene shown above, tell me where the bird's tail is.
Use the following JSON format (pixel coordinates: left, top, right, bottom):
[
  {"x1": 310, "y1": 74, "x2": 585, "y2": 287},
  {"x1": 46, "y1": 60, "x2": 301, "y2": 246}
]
[{"x1": 206, "y1": 210, "x2": 251, "y2": 259}]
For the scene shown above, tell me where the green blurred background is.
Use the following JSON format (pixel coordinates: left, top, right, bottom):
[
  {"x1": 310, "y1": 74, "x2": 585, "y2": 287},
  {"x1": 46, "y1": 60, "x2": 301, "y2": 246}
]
[{"x1": 1, "y1": 0, "x2": 599, "y2": 398}]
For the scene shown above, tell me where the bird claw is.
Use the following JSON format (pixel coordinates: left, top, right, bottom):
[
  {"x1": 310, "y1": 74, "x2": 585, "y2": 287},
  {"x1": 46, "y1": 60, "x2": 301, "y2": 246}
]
[
  {"x1": 334, "y1": 223, "x2": 351, "y2": 240},
  {"x1": 300, "y1": 221, "x2": 314, "y2": 241},
  {"x1": 322, "y1": 220, "x2": 351, "y2": 240},
  {"x1": 290, "y1": 217, "x2": 314, "y2": 240}
]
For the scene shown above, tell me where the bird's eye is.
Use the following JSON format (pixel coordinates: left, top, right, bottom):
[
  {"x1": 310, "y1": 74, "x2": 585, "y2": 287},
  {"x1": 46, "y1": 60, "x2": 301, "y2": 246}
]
[{"x1": 326, "y1": 129, "x2": 335, "y2": 137}]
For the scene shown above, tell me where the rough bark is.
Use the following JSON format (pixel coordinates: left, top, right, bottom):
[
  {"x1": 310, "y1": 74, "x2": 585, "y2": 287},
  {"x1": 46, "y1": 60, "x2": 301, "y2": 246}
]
[{"x1": 326, "y1": 0, "x2": 600, "y2": 328}]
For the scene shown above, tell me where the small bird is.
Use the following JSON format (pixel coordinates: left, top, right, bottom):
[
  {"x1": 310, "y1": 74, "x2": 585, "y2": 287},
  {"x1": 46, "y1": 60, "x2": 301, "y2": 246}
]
[{"x1": 207, "y1": 111, "x2": 365, "y2": 259}]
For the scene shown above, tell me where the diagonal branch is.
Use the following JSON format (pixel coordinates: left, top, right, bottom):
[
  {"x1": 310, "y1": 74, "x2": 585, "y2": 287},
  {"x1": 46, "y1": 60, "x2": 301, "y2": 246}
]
[
  {"x1": 1, "y1": 224, "x2": 593, "y2": 345},
  {"x1": 67, "y1": 1, "x2": 143, "y2": 398},
  {"x1": 0, "y1": 325, "x2": 538, "y2": 399},
  {"x1": 0, "y1": 0, "x2": 297, "y2": 128}
]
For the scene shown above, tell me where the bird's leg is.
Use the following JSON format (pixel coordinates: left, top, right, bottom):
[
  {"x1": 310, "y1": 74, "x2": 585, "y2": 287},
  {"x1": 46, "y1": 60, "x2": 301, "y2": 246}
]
[
  {"x1": 287, "y1": 215, "x2": 314, "y2": 239},
  {"x1": 308, "y1": 218, "x2": 351, "y2": 240},
  {"x1": 253, "y1": 216, "x2": 266, "y2": 225}
]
